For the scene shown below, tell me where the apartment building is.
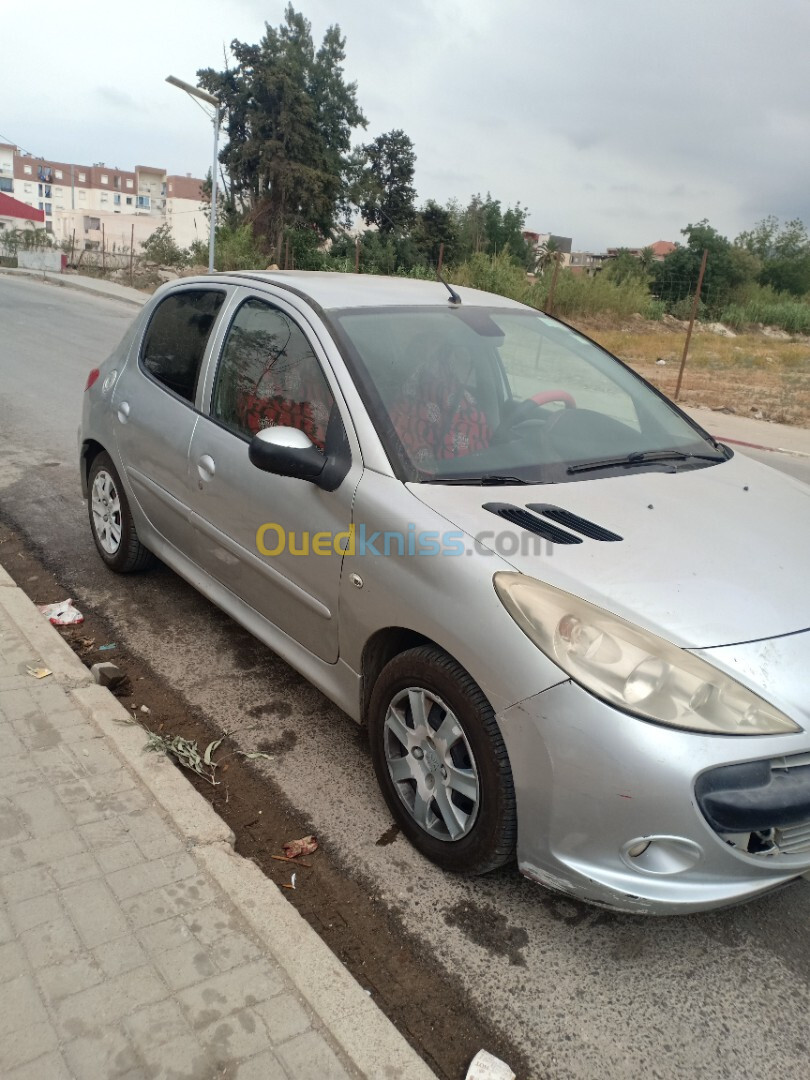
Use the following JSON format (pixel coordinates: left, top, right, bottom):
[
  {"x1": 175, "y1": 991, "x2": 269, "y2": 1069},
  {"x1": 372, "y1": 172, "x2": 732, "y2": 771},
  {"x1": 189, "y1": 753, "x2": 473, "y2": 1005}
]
[{"x1": 0, "y1": 143, "x2": 206, "y2": 252}]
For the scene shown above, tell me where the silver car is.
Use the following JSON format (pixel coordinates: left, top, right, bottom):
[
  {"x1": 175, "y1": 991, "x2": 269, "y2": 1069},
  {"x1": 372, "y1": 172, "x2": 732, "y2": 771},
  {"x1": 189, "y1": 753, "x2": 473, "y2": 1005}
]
[{"x1": 80, "y1": 271, "x2": 810, "y2": 914}]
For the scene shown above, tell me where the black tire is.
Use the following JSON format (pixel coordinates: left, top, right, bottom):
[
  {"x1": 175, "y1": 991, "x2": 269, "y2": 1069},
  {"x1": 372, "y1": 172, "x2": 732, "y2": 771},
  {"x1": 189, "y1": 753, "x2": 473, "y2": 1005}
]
[
  {"x1": 368, "y1": 645, "x2": 516, "y2": 875},
  {"x1": 87, "y1": 452, "x2": 155, "y2": 573}
]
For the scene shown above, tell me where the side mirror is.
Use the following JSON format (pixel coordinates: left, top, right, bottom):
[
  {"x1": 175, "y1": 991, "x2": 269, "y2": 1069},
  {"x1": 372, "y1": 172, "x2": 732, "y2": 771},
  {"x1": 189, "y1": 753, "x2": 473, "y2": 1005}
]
[{"x1": 248, "y1": 426, "x2": 326, "y2": 483}]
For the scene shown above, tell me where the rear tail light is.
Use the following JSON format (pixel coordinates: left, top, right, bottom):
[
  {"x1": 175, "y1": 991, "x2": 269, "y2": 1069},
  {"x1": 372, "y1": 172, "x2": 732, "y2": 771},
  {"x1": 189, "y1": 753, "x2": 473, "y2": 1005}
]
[{"x1": 85, "y1": 368, "x2": 100, "y2": 391}]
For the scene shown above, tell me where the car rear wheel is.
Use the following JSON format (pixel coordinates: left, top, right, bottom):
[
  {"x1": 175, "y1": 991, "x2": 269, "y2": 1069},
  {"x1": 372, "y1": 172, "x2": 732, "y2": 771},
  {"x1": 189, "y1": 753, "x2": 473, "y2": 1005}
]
[
  {"x1": 88, "y1": 452, "x2": 154, "y2": 573},
  {"x1": 368, "y1": 645, "x2": 516, "y2": 875}
]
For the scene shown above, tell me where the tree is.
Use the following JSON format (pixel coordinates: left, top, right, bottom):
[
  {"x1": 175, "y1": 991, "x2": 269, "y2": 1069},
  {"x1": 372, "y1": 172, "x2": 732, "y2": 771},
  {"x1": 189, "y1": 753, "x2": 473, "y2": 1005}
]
[
  {"x1": 412, "y1": 199, "x2": 458, "y2": 266},
  {"x1": 353, "y1": 129, "x2": 417, "y2": 235},
  {"x1": 603, "y1": 247, "x2": 650, "y2": 284},
  {"x1": 737, "y1": 216, "x2": 810, "y2": 296},
  {"x1": 198, "y1": 5, "x2": 366, "y2": 259},
  {"x1": 455, "y1": 194, "x2": 530, "y2": 264},
  {"x1": 535, "y1": 236, "x2": 561, "y2": 273},
  {"x1": 652, "y1": 220, "x2": 753, "y2": 312}
]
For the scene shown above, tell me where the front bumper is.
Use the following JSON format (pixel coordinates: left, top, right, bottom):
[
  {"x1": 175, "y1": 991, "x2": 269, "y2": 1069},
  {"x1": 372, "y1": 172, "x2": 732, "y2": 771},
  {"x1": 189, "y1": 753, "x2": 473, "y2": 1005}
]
[{"x1": 500, "y1": 678, "x2": 810, "y2": 915}]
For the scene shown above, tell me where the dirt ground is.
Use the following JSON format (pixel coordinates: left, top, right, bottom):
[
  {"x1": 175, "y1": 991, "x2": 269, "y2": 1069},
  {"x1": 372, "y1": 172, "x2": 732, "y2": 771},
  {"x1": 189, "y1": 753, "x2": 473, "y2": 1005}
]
[
  {"x1": 572, "y1": 315, "x2": 810, "y2": 427},
  {"x1": 0, "y1": 517, "x2": 531, "y2": 1080}
]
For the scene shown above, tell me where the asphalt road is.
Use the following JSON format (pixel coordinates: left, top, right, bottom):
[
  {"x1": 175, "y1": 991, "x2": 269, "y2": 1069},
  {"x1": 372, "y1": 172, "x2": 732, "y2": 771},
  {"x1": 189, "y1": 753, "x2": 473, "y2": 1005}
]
[{"x1": 3, "y1": 274, "x2": 810, "y2": 1080}]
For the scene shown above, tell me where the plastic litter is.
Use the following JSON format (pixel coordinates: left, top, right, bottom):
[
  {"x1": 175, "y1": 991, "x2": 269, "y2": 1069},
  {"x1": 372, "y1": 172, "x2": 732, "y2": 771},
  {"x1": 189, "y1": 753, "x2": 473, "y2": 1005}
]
[
  {"x1": 282, "y1": 835, "x2": 318, "y2": 859},
  {"x1": 26, "y1": 665, "x2": 52, "y2": 679},
  {"x1": 38, "y1": 599, "x2": 84, "y2": 626},
  {"x1": 98, "y1": 643, "x2": 117, "y2": 651},
  {"x1": 465, "y1": 1050, "x2": 516, "y2": 1080}
]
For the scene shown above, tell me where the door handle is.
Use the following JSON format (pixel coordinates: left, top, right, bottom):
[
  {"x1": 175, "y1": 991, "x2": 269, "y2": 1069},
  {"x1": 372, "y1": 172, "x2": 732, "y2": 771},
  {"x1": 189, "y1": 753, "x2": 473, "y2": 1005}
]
[
  {"x1": 197, "y1": 455, "x2": 216, "y2": 481},
  {"x1": 116, "y1": 401, "x2": 130, "y2": 423}
]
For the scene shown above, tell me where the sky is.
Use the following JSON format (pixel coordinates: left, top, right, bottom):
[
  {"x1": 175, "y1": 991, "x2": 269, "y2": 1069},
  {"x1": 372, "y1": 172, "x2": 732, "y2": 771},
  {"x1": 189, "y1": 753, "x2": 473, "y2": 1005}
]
[{"x1": 3, "y1": 0, "x2": 809, "y2": 251}]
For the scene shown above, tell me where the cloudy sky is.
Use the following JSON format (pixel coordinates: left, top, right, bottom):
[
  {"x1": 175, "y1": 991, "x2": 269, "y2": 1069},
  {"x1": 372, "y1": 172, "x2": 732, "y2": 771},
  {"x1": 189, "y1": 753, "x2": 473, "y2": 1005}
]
[{"x1": 3, "y1": 0, "x2": 809, "y2": 250}]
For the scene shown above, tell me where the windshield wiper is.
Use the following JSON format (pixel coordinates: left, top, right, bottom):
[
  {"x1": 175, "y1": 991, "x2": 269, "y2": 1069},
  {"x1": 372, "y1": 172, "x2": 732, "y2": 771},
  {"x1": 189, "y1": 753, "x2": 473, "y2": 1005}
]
[
  {"x1": 420, "y1": 474, "x2": 528, "y2": 486},
  {"x1": 567, "y1": 449, "x2": 726, "y2": 476}
]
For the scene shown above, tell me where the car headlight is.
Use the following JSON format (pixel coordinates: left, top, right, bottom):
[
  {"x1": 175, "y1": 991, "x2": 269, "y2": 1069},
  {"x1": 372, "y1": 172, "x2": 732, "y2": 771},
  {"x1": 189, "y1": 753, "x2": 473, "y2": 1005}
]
[{"x1": 493, "y1": 572, "x2": 800, "y2": 736}]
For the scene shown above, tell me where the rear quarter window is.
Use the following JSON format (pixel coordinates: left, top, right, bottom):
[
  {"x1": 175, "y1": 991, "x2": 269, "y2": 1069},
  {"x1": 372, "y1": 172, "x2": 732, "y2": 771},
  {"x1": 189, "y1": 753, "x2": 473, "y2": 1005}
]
[{"x1": 141, "y1": 289, "x2": 225, "y2": 402}]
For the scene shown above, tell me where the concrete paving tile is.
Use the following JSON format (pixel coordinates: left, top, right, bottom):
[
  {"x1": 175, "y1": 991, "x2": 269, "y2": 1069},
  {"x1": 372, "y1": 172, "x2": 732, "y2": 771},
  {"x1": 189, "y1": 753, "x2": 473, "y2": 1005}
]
[
  {"x1": 78, "y1": 817, "x2": 130, "y2": 848},
  {"x1": 0, "y1": 828, "x2": 85, "y2": 873},
  {"x1": 177, "y1": 961, "x2": 285, "y2": 1030},
  {"x1": 92, "y1": 935, "x2": 148, "y2": 978},
  {"x1": 36, "y1": 953, "x2": 104, "y2": 1004},
  {"x1": 202, "y1": 1008, "x2": 274, "y2": 1066},
  {"x1": 8, "y1": 891, "x2": 63, "y2": 933},
  {"x1": 208, "y1": 931, "x2": 261, "y2": 973},
  {"x1": 30, "y1": 745, "x2": 84, "y2": 785},
  {"x1": 22, "y1": 913, "x2": 84, "y2": 968},
  {"x1": 152, "y1": 938, "x2": 218, "y2": 991},
  {"x1": 0, "y1": 863, "x2": 52, "y2": 903},
  {"x1": 1, "y1": 757, "x2": 42, "y2": 798},
  {"x1": 136, "y1": 913, "x2": 193, "y2": 954},
  {"x1": 276, "y1": 1030, "x2": 352, "y2": 1080},
  {"x1": 6, "y1": 1049, "x2": 71, "y2": 1080},
  {"x1": 123, "y1": 998, "x2": 190, "y2": 1048},
  {"x1": 96, "y1": 840, "x2": 144, "y2": 874},
  {"x1": 50, "y1": 850, "x2": 101, "y2": 887},
  {"x1": 0, "y1": 972, "x2": 49, "y2": 1038},
  {"x1": 62, "y1": 877, "x2": 130, "y2": 947},
  {"x1": 233, "y1": 1049, "x2": 288, "y2": 1079},
  {"x1": 13, "y1": 786, "x2": 72, "y2": 837},
  {"x1": 64, "y1": 1027, "x2": 142, "y2": 1078},
  {"x1": 0, "y1": 1020, "x2": 58, "y2": 1072},
  {"x1": 0, "y1": 796, "x2": 29, "y2": 847},
  {"x1": 54, "y1": 966, "x2": 167, "y2": 1036},
  {"x1": 106, "y1": 850, "x2": 198, "y2": 901},
  {"x1": 252, "y1": 994, "x2": 312, "y2": 1046},
  {"x1": 0, "y1": 722, "x2": 26, "y2": 757},
  {"x1": 126, "y1": 808, "x2": 184, "y2": 861},
  {"x1": 0, "y1": 939, "x2": 30, "y2": 980},
  {"x1": 135, "y1": 1033, "x2": 217, "y2": 1080},
  {"x1": 0, "y1": 902, "x2": 15, "y2": 944},
  {"x1": 122, "y1": 877, "x2": 219, "y2": 928}
]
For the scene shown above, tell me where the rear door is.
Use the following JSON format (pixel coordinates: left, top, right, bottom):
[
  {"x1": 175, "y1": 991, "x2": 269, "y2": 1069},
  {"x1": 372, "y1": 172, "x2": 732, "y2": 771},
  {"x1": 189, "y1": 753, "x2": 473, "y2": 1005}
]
[
  {"x1": 186, "y1": 289, "x2": 362, "y2": 662},
  {"x1": 112, "y1": 285, "x2": 229, "y2": 551}
]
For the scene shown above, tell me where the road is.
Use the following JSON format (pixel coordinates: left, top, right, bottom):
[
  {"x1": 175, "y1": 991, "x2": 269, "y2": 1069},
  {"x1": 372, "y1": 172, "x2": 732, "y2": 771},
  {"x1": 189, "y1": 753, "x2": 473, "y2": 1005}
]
[{"x1": 3, "y1": 274, "x2": 810, "y2": 1080}]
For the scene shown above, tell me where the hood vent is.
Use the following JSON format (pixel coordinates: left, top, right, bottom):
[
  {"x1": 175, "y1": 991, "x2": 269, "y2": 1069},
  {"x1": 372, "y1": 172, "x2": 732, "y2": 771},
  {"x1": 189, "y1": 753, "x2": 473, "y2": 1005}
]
[
  {"x1": 482, "y1": 503, "x2": 583, "y2": 545},
  {"x1": 526, "y1": 504, "x2": 623, "y2": 542}
]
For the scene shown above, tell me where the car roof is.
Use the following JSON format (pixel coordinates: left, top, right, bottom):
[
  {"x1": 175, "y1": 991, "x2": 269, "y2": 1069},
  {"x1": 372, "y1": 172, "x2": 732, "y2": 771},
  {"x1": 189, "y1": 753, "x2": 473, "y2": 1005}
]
[{"x1": 199, "y1": 270, "x2": 531, "y2": 313}]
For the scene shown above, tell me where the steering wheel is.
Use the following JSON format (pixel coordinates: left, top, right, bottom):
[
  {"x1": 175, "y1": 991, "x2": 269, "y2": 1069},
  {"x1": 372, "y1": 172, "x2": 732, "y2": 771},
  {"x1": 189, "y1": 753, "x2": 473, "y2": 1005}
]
[
  {"x1": 530, "y1": 390, "x2": 576, "y2": 408},
  {"x1": 491, "y1": 389, "x2": 577, "y2": 444}
]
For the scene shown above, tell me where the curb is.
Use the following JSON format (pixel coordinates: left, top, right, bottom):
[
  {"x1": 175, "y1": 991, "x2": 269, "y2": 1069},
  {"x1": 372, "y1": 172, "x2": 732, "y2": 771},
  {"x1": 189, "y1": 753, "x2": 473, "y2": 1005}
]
[
  {"x1": 0, "y1": 266, "x2": 148, "y2": 308},
  {"x1": 0, "y1": 562, "x2": 437, "y2": 1080},
  {"x1": 716, "y1": 436, "x2": 810, "y2": 459}
]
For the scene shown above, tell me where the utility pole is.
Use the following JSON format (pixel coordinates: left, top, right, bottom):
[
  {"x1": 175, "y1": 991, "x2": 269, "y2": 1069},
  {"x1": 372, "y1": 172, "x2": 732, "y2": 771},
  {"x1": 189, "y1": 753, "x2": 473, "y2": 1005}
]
[
  {"x1": 546, "y1": 255, "x2": 561, "y2": 315},
  {"x1": 165, "y1": 76, "x2": 221, "y2": 274},
  {"x1": 674, "y1": 248, "x2": 708, "y2": 401}
]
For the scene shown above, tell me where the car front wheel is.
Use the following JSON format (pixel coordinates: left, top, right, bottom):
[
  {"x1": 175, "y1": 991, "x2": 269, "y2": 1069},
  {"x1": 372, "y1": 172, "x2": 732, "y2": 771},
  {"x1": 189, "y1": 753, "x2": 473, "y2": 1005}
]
[
  {"x1": 88, "y1": 452, "x2": 154, "y2": 573},
  {"x1": 368, "y1": 646, "x2": 516, "y2": 875}
]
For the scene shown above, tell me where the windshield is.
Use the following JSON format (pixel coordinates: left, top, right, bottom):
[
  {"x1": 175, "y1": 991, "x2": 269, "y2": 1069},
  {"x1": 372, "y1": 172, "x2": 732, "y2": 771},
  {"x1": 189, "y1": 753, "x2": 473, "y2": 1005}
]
[{"x1": 331, "y1": 306, "x2": 725, "y2": 484}]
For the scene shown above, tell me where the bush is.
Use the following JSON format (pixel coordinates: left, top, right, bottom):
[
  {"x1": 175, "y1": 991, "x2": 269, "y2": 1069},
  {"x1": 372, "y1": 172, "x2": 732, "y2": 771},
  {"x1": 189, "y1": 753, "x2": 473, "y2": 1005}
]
[
  {"x1": 213, "y1": 224, "x2": 268, "y2": 271},
  {"x1": 141, "y1": 224, "x2": 187, "y2": 268}
]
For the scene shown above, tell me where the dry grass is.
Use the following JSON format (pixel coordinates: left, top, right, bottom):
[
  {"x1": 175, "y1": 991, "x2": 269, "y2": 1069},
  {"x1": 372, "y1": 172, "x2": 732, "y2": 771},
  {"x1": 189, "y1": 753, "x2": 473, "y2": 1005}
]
[{"x1": 570, "y1": 318, "x2": 810, "y2": 427}]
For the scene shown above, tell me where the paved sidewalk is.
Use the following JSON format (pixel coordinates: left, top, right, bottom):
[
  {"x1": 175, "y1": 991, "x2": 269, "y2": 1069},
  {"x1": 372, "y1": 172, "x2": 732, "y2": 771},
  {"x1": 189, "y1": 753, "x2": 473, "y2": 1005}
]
[{"x1": 0, "y1": 563, "x2": 435, "y2": 1080}]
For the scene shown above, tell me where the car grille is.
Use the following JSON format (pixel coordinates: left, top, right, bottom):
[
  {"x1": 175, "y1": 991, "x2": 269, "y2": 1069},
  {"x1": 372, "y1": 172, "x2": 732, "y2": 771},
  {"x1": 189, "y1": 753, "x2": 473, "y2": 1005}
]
[
  {"x1": 525, "y1": 504, "x2": 623, "y2": 542},
  {"x1": 774, "y1": 820, "x2": 810, "y2": 854},
  {"x1": 482, "y1": 503, "x2": 583, "y2": 545}
]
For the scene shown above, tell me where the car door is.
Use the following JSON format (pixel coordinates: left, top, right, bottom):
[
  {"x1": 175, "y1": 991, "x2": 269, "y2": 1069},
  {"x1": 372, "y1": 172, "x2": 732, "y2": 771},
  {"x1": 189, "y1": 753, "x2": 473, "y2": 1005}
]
[
  {"x1": 186, "y1": 290, "x2": 362, "y2": 663},
  {"x1": 112, "y1": 285, "x2": 229, "y2": 551}
]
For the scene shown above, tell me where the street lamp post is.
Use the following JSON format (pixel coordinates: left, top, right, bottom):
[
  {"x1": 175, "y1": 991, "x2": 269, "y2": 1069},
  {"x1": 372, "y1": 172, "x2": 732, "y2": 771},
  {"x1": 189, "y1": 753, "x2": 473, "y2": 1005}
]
[{"x1": 166, "y1": 75, "x2": 221, "y2": 274}]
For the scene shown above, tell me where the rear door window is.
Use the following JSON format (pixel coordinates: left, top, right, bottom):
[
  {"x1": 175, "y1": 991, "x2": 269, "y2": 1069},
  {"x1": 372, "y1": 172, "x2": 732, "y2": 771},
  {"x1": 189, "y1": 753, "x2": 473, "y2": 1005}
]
[
  {"x1": 211, "y1": 297, "x2": 335, "y2": 450},
  {"x1": 141, "y1": 289, "x2": 225, "y2": 402}
]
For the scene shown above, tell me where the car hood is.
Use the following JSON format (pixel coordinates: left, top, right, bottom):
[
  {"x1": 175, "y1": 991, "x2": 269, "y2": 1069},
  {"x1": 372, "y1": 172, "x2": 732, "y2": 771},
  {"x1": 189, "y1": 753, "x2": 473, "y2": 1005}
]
[{"x1": 410, "y1": 453, "x2": 810, "y2": 648}]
